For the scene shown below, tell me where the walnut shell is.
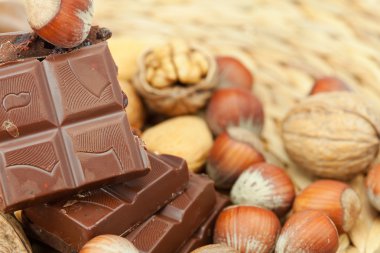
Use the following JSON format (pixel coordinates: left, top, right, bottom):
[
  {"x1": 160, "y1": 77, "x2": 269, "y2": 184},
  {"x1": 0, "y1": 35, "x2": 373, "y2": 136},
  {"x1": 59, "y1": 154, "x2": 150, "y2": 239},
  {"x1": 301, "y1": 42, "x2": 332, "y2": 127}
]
[
  {"x1": 282, "y1": 92, "x2": 380, "y2": 180},
  {"x1": 133, "y1": 44, "x2": 217, "y2": 116},
  {"x1": 0, "y1": 213, "x2": 32, "y2": 253}
]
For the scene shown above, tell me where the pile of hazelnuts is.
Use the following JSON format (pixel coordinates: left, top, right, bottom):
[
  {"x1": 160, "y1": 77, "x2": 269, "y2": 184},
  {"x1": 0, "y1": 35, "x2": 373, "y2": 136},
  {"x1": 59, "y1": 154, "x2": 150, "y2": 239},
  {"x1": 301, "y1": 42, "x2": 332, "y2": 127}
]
[{"x1": 202, "y1": 59, "x2": 373, "y2": 253}]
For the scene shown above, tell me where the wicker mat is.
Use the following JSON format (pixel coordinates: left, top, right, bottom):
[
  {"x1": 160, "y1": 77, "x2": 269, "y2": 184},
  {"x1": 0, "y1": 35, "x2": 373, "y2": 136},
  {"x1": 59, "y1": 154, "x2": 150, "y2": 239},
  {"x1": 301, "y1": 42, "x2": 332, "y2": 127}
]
[{"x1": 1, "y1": 0, "x2": 379, "y2": 252}]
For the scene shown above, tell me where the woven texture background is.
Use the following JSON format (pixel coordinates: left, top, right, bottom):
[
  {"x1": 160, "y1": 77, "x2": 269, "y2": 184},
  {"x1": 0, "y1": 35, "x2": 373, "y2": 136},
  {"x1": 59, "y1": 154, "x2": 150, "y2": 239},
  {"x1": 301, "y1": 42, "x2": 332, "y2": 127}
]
[
  {"x1": 1, "y1": 0, "x2": 379, "y2": 252},
  {"x1": 94, "y1": 0, "x2": 380, "y2": 182}
]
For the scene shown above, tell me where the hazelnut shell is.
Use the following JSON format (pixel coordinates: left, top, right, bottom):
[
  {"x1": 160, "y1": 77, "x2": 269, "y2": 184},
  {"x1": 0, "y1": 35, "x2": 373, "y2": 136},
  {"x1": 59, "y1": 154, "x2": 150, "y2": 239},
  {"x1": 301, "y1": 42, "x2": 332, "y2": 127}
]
[
  {"x1": 25, "y1": 0, "x2": 94, "y2": 48},
  {"x1": 293, "y1": 180, "x2": 361, "y2": 233},
  {"x1": 231, "y1": 163, "x2": 295, "y2": 216},
  {"x1": 275, "y1": 210, "x2": 339, "y2": 253},
  {"x1": 214, "y1": 205, "x2": 280, "y2": 253},
  {"x1": 79, "y1": 235, "x2": 138, "y2": 253},
  {"x1": 207, "y1": 128, "x2": 265, "y2": 189}
]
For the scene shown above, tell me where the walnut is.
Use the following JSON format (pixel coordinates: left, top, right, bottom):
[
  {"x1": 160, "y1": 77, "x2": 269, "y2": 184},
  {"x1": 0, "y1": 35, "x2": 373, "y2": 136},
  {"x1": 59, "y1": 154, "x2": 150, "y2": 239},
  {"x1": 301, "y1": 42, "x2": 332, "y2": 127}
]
[
  {"x1": 133, "y1": 40, "x2": 217, "y2": 116},
  {"x1": 282, "y1": 92, "x2": 380, "y2": 180},
  {"x1": 0, "y1": 213, "x2": 32, "y2": 252}
]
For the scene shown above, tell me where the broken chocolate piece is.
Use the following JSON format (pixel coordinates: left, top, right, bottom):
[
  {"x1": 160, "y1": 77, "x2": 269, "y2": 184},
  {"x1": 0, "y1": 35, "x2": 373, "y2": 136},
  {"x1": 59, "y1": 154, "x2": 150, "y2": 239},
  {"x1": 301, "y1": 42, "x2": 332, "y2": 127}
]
[
  {"x1": 126, "y1": 174, "x2": 217, "y2": 253},
  {"x1": 0, "y1": 41, "x2": 150, "y2": 212},
  {"x1": 177, "y1": 193, "x2": 230, "y2": 253},
  {"x1": 23, "y1": 152, "x2": 189, "y2": 253}
]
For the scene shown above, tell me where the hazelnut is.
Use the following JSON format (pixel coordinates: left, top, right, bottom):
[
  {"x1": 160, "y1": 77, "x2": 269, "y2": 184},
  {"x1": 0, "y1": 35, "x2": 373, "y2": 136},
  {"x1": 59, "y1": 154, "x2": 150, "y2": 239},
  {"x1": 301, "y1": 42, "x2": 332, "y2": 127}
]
[
  {"x1": 216, "y1": 56, "x2": 254, "y2": 90},
  {"x1": 275, "y1": 210, "x2": 339, "y2": 253},
  {"x1": 214, "y1": 205, "x2": 281, "y2": 253},
  {"x1": 366, "y1": 164, "x2": 380, "y2": 211},
  {"x1": 25, "y1": 0, "x2": 94, "y2": 48},
  {"x1": 309, "y1": 77, "x2": 350, "y2": 95},
  {"x1": 79, "y1": 235, "x2": 138, "y2": 253},
  {"x1": 206, "y1": 88, "x2": 264, "y2": 136},
  {"x1": 207, "y1": 128, "x2": 265, "y2": 189},
  {"x1": 191, "y1": 244, "x2": 238, "y2": 253},
  {"x1": 231, "y1": 163, "x2": 295, "y2": 217},
  {"x1": 282, "y1": 92, "x2": 380, "y2": 180},
  {"x1": 293, "y1": 180, "x2": 361, "y2": 233}
]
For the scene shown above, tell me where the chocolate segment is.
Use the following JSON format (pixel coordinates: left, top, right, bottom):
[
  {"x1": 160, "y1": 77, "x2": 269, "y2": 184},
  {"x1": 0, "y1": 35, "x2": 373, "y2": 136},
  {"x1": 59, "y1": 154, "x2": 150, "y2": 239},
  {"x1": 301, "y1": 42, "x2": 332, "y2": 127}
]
[
  {"x1": 126, "y1": 174, "x2": 217, "y2": 253},
  {"x1": 23, "y1": 152, "x2": 189, "y2": 253},
  {"x1": 177, "y1": 193, "x2": 230, "y2": 253},
  {"x1": 0, "y1": 41, "x2": 150, "y2": 212}
]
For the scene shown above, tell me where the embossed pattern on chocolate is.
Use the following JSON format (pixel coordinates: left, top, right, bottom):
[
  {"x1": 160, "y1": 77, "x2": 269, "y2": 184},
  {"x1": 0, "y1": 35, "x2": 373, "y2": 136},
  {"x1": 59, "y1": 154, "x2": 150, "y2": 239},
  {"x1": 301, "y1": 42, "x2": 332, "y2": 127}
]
[
  {"x1": 177, "y1": 193, "x2": 229, "y2": 253},
  {"x1": 126, "y1": 174, "x2": 216, "y2": 253},
  {"x1": 23, "y1": 153, "x2": 189, "y2": 253},
  {"x1": 0, "y1": 42, "x2": 150, "y2": 212}
]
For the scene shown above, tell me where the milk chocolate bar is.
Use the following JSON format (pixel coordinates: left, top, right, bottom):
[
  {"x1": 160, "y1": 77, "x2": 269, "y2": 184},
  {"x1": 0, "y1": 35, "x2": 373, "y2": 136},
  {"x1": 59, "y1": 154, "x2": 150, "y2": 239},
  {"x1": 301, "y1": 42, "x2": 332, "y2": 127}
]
[
  {"x1": 23, "y1": 152, "x2": 189, "y2": 253},
  {"x1": 177, "y1": 193, "x2": 229, "y2": 253},
  {"x1": 126, "y1": 174, "x2": 217, "y2": 253},
  {"x1": 30, "y1": 194, "x2": 227, "y2": 253},
  {"x1": 0, "y1": 39, "x2": 150, "y2": 212}
]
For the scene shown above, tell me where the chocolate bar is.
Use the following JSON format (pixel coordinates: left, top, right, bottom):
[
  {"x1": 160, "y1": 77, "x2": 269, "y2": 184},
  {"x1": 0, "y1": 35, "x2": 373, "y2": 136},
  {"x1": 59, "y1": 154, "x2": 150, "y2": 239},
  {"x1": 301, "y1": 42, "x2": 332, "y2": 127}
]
[
  {"x1": 23, "y1": 152, "x2": 189, "y2": 253},
  {"x1": 0, "y1": 39, "x2": 150, "y2": 212},
  {"x1": 29, "y1": 192, "x2": 227, "y2": 253},
  {"x1": 0, "y1": 26, "x2": 111, "y2": 64},
  {"x1": 126, "y1": 174, "x2": 216, "y2": 253},
  {"x1": 177, "y1": 194, "x2": 229, "y2": 253}
]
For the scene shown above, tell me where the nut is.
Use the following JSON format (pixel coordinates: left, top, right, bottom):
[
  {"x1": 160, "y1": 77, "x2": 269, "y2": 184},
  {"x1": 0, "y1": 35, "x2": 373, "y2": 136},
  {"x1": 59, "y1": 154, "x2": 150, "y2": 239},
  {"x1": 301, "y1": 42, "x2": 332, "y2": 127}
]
[
  {"x1": 25, "y1": 0, "x2": 94, "y2": 48},
  {"x1": 108, "y1": 37, "x2": 154, "y2": 80},
  {"x1": 207, "y1": 128, "x2": 265, "y2": 189},
  {"x1": 133, "y1": 40, "x2": 218, "y2": 116},
  {"x1": 144, "y1": 40, "x2": 209, "y2": 88},
  {"x1": 275, "y1": 210, "x2": 339, "y2": 253},
  {"x1": 216, "y1": 56, "x2": 254, "y2": 90},
  {"x1": 231, "y1": 163, "x2": 295, "y2": 217},
  {"x1": 214, "y1": 205, "x2": 281, "y2": 253},
  {"x1": 119, "y1": 81, "x2": 145, "y2": 130},
  {"x1": 366, "y1": 164, "x2": 380, "y2": 211},
  {"x1": 309, "y1": 77, "x2": 351, "y2": 95},
  {"x1": 293, "y1": 180, "x2": 361, "y2": 233},
  {"x1": 206, "y1": 88, "x2": 264, "y2": 136},
  {"x1": 191, "y1": 244, "x2": 238, "y2": 253},
  {"x1": 282, "y1": 92, "x2": 380, "y2": 180},
  {"x1": 142, "y1": 116, "x2": 213, "y2": 172},
  {"x1": 79, "y1": 235, "x2": 138, "y2": 253},
  {"x1": 0, "y1": 213, "x2": 32, "y2": 252}
]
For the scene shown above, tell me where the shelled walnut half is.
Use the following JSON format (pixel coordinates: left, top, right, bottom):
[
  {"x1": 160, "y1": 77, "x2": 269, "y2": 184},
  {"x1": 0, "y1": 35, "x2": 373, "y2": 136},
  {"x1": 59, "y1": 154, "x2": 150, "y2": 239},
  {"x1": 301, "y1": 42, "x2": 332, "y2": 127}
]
[{"x1": 133, "y1": 40, "x2": 217, "y2": 116}]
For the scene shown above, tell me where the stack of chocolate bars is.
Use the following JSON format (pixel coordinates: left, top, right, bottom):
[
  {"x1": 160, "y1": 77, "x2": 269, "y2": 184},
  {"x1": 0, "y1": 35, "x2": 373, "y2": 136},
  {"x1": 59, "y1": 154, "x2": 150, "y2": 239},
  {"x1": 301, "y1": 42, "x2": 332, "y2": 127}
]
[{"x1": 0, "y1": 27, "x2": 228, "y2": 253}]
